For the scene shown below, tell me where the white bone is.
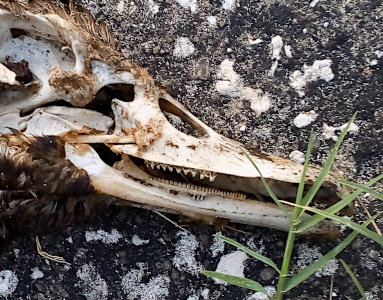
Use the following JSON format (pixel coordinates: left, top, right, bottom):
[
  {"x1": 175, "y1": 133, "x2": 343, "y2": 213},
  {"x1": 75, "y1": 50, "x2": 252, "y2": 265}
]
[{"x1": 66, "y1": 143, "x2": 337, "y2": 237}]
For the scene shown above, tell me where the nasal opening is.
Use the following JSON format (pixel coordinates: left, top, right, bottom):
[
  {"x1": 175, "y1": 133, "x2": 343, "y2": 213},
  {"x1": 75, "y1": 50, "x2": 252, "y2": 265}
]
[{"x1": 159, "y1": 98, "x2": 208, "y2": 138}]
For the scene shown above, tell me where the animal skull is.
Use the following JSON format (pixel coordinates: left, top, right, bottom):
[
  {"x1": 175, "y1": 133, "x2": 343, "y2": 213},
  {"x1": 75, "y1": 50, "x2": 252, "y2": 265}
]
[{"x1": 0, "y1": 0, "x2": 352, "y2": 239}]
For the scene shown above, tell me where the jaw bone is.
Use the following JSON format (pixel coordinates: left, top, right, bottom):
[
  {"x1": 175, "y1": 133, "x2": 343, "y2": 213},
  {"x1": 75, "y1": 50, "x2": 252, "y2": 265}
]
[{"x1": 0, "y1": 0, "x2": 351, "y2": 239}]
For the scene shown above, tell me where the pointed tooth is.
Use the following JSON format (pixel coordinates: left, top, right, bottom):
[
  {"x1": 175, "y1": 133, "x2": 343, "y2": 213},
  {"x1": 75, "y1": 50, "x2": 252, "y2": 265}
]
[
  {"x1": 190, "y1": 170, "x2": 197, "y2": 177},
  {"x1": 183, "y1": 169, "x2": 190, "y2": 175},
  {"x1": 175, "y1": 168, "x2": 182, "y2": 174},
  {"x1": 149, "y1": 162, "x2": 156, "y2": 169},
  {"x1": 168, "y1": 166, "x2": 173, "y2": 172},
  {"x1": 209, "y1": 172, "x2": 217, "y2": 182}
]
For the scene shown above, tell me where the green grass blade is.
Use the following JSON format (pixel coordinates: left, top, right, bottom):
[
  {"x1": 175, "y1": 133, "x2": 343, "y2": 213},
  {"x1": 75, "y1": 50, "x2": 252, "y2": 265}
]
[
  {"x1": 295, "y1": 130, "x2": 314, "y2": 218},
  {"x1": 338, "y1": 178, "x2": 383, "y2": 201},
  {"x1": 241, "y1": 148, "x2": 289, "y2": 218},
  {"x1": 201, "y1": 271, "x2": 267, "y2": 294},
  {"x1": 301, "y1": 112, "x2": 357, "y2": 209},
  {"x1": 296, "y1": 208, "x2": 383, "y2": 246},
  {"x1": 339, "y1": 259, "x2": 366, "y2": 300},
  {"x1": 296, "y1": 174, "x2": 383, "y2": 232},
  {"x1": 214, "y1": 234, "x2": 281, "y2": 274},
  {"x1": 285, "y1": 217, "x2": 376, "y2": 292}
]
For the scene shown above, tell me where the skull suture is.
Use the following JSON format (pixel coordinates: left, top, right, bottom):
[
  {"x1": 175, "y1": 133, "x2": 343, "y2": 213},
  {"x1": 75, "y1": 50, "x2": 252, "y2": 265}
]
[{"x1": 0, "y1": 0, "x2": 352, "y2": 242}]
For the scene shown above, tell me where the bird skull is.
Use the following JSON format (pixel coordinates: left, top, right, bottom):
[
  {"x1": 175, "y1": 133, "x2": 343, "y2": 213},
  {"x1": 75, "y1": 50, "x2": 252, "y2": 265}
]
[{"x1": 0, "y1": 0, "x2": 352, "y2": 239}]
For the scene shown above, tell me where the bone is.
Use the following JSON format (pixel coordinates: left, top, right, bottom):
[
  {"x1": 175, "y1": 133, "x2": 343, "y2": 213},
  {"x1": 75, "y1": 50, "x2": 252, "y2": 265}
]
[
  {"x1": 65, "y1": 143, "x2": 340, "y2": 239},
  {"x1": 63, "y1": 134, "x2": 135, "y2": 144},
  {"x1": 0, "y1": 63, "x2": 19, "y2": 85}
]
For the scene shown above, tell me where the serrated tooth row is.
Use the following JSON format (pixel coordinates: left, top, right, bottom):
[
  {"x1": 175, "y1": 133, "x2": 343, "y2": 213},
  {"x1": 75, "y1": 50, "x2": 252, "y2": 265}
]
[
  {"x1": 151, "y1": 177, "x2": 246, "y2": 200},
  {"x1": 145, "y1": 160, "x2": 217, "y2": 181}
]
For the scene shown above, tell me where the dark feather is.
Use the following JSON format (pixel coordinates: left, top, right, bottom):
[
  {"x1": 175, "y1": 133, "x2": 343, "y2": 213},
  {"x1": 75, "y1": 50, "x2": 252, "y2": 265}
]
[{"x1": 0, "y1": 135, "x2": 114, "y2": 251}]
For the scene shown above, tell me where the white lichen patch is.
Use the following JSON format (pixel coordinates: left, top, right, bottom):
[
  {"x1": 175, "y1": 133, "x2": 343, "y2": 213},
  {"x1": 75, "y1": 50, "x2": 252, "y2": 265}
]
[
  {"x1": 215, "y1": 59, "x2": 271, "y2": 116},
  {"x1": 148, "y1": 0, "x2": 160, "y2": 14},
  {"x1": 175, "y1": 0, "x2": 197, "y2": 13},
  {"x1": 289, "y1": 59, "x2": 335, "y2": 97},
  {"x1": 213, "y1": 251, "x2": 248, "y2": 284},
  {"x1": 245, "y1": 88, "x2": 271, "y2": 116},
  {"x1": 76, "y1": 264, "x2": 109, "y2": 300},
  {"x1": 293, "y1": 111, "x2": 318, "y2": 128},
  {"x1": 268, "y1": 35, "x2": 283, "y2": 76},
  {"x1": 309, "y1": 0, "x2": 321, "y2": 8},
  {"x1": 116, "y1": 0, "x2": 125, "y2": 13},
  {"x1": 375, "y1": 50, "x2": 383, "y2": 59},
  {"x1": 30, "y1": 267, "x2": 44, "y2": 280},
  {"x1": 222, "y1": 0, "x2": 236, "y2": 11},
  {"x1": 217, "y1": 59, "x2": 241, "y2": 82},
  {"x1": 121, "y1": 263, "x2": 170, "y2": 300},
  {"x1": 173, "y1": 37, "x2": 195, "y2": 58},
  {"x1": 215, "y1": 80, "x2": 242, "y2": 97},
  {"x1": 206, "y1": 16, "x2": 217, "y2": 26},
  {"x1": 297, "y1": 244, "x2": 338, "y2": 277},
  {"x1": 270, "y1": 36, "x2": 283, "y2": 60},
  {"x1": 248, "y1": 38, "x2": 263, "y2": 45},
  {"x1": 131, "y1": 234, "x2": 150, "y2": 246},
  {"x1": 0, "y1": 270, "x2": 18, "y2": 298},
  {"x1": 247, "y1": 286, "x2": 276, "y2": 300},
  {"x1": 284, "y1": 45, "x2": 293, "y2": 58},
  {"x1": 210, "y1": 233, "x2": 225, "y2": 257},
  {"x1": 201, "y1": 288, "x2": 210, "y2": 299},
  {"x1": 289, "y1": 150, "x2": 305, "y2": 164},
  {"x1": 173, "y1": 231, "x2": 203, "y2": 276},
  {"x1": 85, "y1": 229, "x2": 122, "y2": 244},
  {"x1": 322, "y1": 122, "x2": 359, "y2": 141}
]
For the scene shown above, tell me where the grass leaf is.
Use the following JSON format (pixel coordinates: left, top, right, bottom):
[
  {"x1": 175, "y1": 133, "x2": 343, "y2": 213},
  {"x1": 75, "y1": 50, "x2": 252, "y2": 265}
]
[
  {"x1": 338, "y1": 179, "x2": 383, "y2": 201},
  {"x1": 296, "y1": 173, "x2": 383, "y2": 232},
  {"x1": 339, "y1": 259, "x2": 366, "y2": 300},
  {"x1": 295, "y1": 207, "x2": 383, "y2": 247},
  {"x1": 201, "y1": 271, "x2": 267, "y2": 294},
  {"x1": 285, "y1": 216, "x2": 377, "y2": 292},
  {"x1": 294, "y1": 130, "x2": 314, "y2": 218},
  {"x1": 241, "y1": 148, "x2": 289, "y2": 219},
  {"x1": 300, "y1": 112, "x2": 357, "y2": 210},
  {"x1": 214, "y1": 234, "x2": 281, "y2": 274}
]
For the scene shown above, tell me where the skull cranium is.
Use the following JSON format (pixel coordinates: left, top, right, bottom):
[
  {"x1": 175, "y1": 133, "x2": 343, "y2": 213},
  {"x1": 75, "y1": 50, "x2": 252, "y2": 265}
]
[{"x1": 0, "y1": 0, "x2": 352, "y2": 240}]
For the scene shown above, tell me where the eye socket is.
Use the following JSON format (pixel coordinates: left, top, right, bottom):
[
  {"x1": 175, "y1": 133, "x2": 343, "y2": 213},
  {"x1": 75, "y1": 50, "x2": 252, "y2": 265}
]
[
  {"x1": 85, "y1": 83, "x2": 135, "y2": 117},
  {"x1": 159, "y1": 98, "x2": 207, "y2": 138}
]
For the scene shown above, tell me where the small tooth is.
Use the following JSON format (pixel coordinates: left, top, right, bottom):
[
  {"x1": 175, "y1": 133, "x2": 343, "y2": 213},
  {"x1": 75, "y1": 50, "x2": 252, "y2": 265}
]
[
  {"x1": 150, "y1": 162, "x2": 156, "y2": 169},
  {"x1": 168, "y1": 166, "x2": 173, "y2": 172},
  {"x1": 175, "y1": 168, "x2": 182, "y2": 174},
  {"x1": 199, "y1": 173, "x2": 205, "y2": 180},
  {"x1": 190, "y1": 170, "x2": 197, "y2": 177},
  {"x1": 209, "y1": 172, "x2": 217, "y2": 182},
  {"x1": 183, "y1": 169, "x2": 190, "y2": 175},
  {"x1": 155, "y1": 164, "x2": 161, "y2": 170}
]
